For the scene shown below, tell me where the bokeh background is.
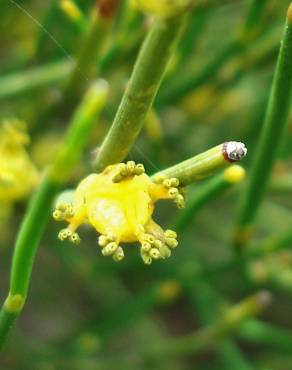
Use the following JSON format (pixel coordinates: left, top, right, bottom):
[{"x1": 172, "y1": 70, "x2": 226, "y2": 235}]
[{"x1": 1, "y1": 0, "x2": 292, "y2": 369}]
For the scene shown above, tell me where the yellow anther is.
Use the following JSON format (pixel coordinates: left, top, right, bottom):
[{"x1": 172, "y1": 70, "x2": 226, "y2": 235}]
[
  {"x1": 153, "y1": 239, "x2": 163, "y2": 249},
  {"x1": 70, "y1": 232, "x2": 80, "y2": 244},
  {"x1": 106, "y1": 232, "x2": 116, "y2": 242},
  {"x1": 119, "y1": 163, "x2": 127, "y2": 175},
  {"x1": 102, "y1": 242, "x2": 118, "y2": 256},
  {"x1": 98, "y1": 236, "x2": 107, "y2": 247},
  {"x1": 169, "y1": 187, "x2": 179, "y2": 197},
  {"x1": 113, "y1": 247, "x2": 125, "y2": 262},
  {"x1": 163, "y1": 179, "x2": 172, "y2": 188},
  {"x1": 149, "y1": 248, "x2": 161, "y2": 259},
  {"x1": 141, "y1": 252, "x2": 152, "y2": 265},
  {"x1": 166, "y1": 238, "x2": 178, "y2": 249},
  {"x1": 169, "y1": 178, "x2": 179, "y2": 187},
  {"x1": 58, "y1": 228, "x2": 72, "y2": 241},
  {"x1": 126, "y1": 161, "x2": 136, "y2": 172},
  {"x1": 165, "y1": 230, "x2": 177, "y2": 238},
  {"x1": 53, "y1": 210, "x2": 62, "y2": 221},
  {"x1": 134, "y1": 163, "x2": 145, "y2": 175},
  {"x1": 159, "y1": 245, "x2": 171, "y2": 258},
  {"x1": 153, "y1": 173, "x2": 166, "y2": 184},
  {"x1": 141, "y1": 242, "x2": 152, "y2": 252},
  {"x1": 175, "y1": 194, "x2": 185, "y2": 208},
  {"x1": 144, "y1": 234, "x2": 155, "y2": 244}
]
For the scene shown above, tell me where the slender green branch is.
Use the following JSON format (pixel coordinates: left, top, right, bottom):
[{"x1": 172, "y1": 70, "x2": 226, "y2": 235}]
[
  {"x1": 94, "y1": 13, "x2": 187, "y2": 171},
  {"x1": 62, "y1": 6, "x2": 115, "y2": 106},
  {"x1": 152, "y1": 142, "x2": 247, "y2": 187},
  {"x1": 217, "y1": 340, "x2": 253, "y2": 370},
  {"x1": 0, "y1": 80, "x2": 109, "y2": 350},
  {"x1": 143, "y1": 292, "x2": 270, "y2": 361},
  {"x1": 172, "y1": 165, "x2": 245, "y2": 232},
  {"x1": 32, "y1": 0, "x2": 59, "y2": 61},
  {"x1": 235, "y1": 5, "x2": 292, "y2": 248},
  {"x1": 0, "y1": 60, "x2": 72, "y2": 100},
  {"x1": 176, "y1": 6, "x2": 210, "y2": 66},
  {"x1": 237, "y1": 319, "x2": 292, "y2": 352}
]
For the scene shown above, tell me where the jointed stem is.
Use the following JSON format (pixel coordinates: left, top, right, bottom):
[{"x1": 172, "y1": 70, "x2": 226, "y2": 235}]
[
  {"x1": 63, "y1": 11, "x2": 111, "y2": 105},
  {"x1": 94, "y1": 14, "x2": 187, "y2": 171},
  {"x1": 152, "y1": 142, "x2": 247, "y2": 187},
  {"x1": 0, "y1": 60, "x2": 72, "y2": 100},
  {"x1": 0, "y1": 81, "x2": 109, "y2": 350},
  {"x1": 237, "y1": 319, "x2": 292, "y2": 352},
  {"x1": 235, "y1": 4, "x2": 292, "y2": 248}
]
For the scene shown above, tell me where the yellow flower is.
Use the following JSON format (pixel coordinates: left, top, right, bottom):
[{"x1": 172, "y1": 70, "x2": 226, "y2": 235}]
[
  {"x1": 0, "y1": 120, "x2": 39, "y2": 202},
  {"x1": 53, "y1": 161, "x2": 185, "y2": 264}
]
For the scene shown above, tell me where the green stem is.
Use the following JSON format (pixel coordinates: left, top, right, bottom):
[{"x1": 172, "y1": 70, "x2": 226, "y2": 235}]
[
  {"x1": 143, "y1": 292, "x2": 269, "y2": 361},
  {"x1": 63, "y1": 11, "x2": 111, "y2": 106},
  {"x1": 0, "y1": 60, "x2": 72, "y2": 100},
  {"x1": 94, "y1": 14, "x2": 187, "y2": 171},
  {"x1": 172, "y1": 165, "x2": 245, "y2": 232},
  {"x1": 32, "y1": 0, "x2": 59, "y2": 61},
  {"x1": 235, "y1": 5, "x2": 292, "y2": 246},
  {"x1": 237, "y1": 319, "x2": 292, "y2": 352},
  {"x1": 0, "y1": 80, "x2": 109, "y2": 350},
  {"x1": 152, "y1": 142, "x2": 247, "y2": 187},
  {"x1": 9, "y1": 179, "x2": 59, "y2": 296}
]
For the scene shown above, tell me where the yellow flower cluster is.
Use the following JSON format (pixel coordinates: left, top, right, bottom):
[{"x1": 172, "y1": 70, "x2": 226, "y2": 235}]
[
  {"x1": 53, "y1": 161, "x2": 185, "y2": 264},
  {"x1": 0, "y1": 120, "x2": 39, "y2": 203}
]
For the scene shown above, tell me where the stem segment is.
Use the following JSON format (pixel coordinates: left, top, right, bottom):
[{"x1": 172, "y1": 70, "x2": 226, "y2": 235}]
[
  {"x1": 235, "y1": 5, "x2": 292, "y2": 247},
  {"x1": 152, "y1": 142, "x2": 247, "y2": 187},
  {"x1": 0, "y1": 60, "x2": 72, "y2": 100},
  {"x1": 0, "y1": 80, "x2": 109, "y2": 350},
  {"x1": 94, "y1": 14, "x2": 187, "y2": 171}
]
